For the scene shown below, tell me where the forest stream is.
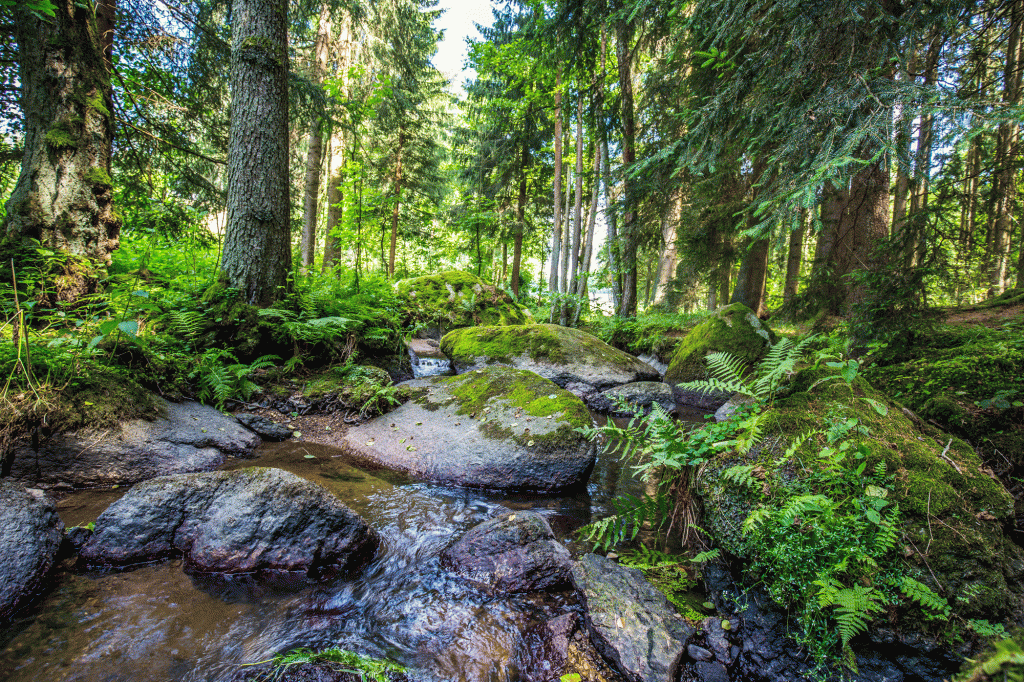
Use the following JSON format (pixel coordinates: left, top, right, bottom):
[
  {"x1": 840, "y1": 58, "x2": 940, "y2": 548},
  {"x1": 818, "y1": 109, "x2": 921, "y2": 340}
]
[{"x1": 0, "y1": 415, "x2": 686, "y2": 682}]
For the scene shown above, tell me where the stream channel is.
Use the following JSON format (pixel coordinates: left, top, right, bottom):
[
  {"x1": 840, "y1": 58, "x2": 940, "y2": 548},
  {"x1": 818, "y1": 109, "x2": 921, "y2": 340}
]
[{"x1": 0, "y1": 408, "x2": 707, "y2": 682}]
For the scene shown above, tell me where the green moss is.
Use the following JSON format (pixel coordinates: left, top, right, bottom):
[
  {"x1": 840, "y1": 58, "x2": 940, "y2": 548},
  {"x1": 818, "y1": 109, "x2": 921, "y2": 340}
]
[
  {"x1": 712, "y1": 366, "x2": 1022, "y2": 618},
  {"x1": 440, "y1": 323, "x2": 644, "y2": 371},
  {"x1": 83, "y1": 166, "x2": 112, "y2": 187},
  {"x1": 303, "y1": 364, "x2": 391, "y2": 409},
  {"x1": 420, "y1": 366, "x2": 590, "y2": 449},
  {"x1": 664, "y1": 303, "x2": 776, "y2": 384},
  {"x1": 85, "y1": 90, "x2": 111, "y2": 118},
  {"x1": 45, "y1": 120, "x2": 79, "y2": 150},
  {"x1": 236, "y1": 35, "x2": 285, "y2": 67},
  {"x1": 394, "y1": 270, "x2": 530, "y2": 332}
]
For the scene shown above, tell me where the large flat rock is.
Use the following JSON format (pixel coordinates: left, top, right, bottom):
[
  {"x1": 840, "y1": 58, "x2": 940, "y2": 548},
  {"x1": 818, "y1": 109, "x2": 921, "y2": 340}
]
[
  {"x1": 12, "y1": 398, "x2": 260, "y2": 487},
  {"x1": 340, "y1": 367, "x2": 595, "y2": 492}
]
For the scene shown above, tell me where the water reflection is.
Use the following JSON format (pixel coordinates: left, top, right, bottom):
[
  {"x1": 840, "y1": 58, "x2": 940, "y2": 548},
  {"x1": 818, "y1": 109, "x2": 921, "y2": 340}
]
[{"x1": 1, "y1": 428, "x2": 647, "y2": 682}]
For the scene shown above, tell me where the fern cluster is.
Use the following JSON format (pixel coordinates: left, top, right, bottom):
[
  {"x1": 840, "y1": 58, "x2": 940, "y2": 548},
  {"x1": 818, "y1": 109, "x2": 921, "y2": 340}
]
[{"x1": 189, "y1": 349, "x2": 278, "y2": 410}]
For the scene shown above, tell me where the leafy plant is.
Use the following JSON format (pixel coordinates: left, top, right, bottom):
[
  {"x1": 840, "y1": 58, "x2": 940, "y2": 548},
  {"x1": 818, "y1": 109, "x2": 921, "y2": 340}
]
[
  {"x1": 242, "y1": 647, "x2": 406, "y2": 682},
  {"x1": 189, "y1": 349, "x2": 279, "y2": 410}
]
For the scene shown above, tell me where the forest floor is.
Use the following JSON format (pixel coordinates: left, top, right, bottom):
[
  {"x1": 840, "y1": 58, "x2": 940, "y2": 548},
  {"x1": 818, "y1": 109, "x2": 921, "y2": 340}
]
[{"x1": 943, "y1": 302, "x2": 1024, "y2": 327}]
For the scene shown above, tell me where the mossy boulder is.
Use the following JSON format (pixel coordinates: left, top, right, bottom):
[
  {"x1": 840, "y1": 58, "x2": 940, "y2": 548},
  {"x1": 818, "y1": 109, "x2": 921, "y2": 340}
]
[
  {"x1": 301, "y1": 365, "x2": 394, "y2": 415},
  {"x1": 863, "y1": 325, "x2": 1024, "y2": 472},
  {"x1": 664, "y1": 303, "x2": 776, "y2": 408},
  {"x1": 440, "y1": 324, "x2": 660, "y2": 407},
  {"x1": 340, "y1": 366, "x2": 595, "y2": 492},
  {"x1": 394, "y1": 270, "x2": 531, "y2": 337},
  {"x1": 702, "y1": 367, "x2": 1024, "y2": 620}
]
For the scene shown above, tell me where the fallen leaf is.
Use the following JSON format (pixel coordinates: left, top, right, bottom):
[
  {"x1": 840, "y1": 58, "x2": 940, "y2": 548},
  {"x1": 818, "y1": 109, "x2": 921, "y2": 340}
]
[
  {"x1": 616, "y1": 617, "x2": 624, "y2": 628},
  {"x1": 303, "y1": 454, "x2": 316, "y2": 459}
]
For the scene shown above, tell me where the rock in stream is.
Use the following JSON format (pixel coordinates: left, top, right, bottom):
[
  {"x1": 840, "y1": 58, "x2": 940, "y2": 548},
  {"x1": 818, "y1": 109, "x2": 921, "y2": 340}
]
[
  {"x1": 81, "y1": 467, "x2": 378, "y2": 575},
  {"x1": 0, "y1": 480, "x2": 64, "y2": 619}
]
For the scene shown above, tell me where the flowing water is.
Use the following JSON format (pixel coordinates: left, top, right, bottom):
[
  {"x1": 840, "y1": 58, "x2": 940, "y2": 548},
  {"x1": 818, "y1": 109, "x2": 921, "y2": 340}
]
[{"x1": 0, "y1": 429, "x2": 646, "y2": 682}]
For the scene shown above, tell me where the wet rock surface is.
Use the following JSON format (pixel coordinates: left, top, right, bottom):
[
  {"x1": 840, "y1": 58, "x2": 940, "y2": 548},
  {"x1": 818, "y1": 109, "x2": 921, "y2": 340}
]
[
  {"x1": 440, "y1": 324, "x2": 660, "y2": 404},
  {"x1": 441, "y1": 510, "x2": 572, "y2": 594},
  {"x1": 0, "y1": 481, "x2": 64, "y2": 619},
  {"x1": 81, "y1": 468, "x2": 378, "y2": 575},
  {"x1": 693, "y1": 564, "x2": 963, "y2": 682},
  {"x1": 236, "y1": 413, "x2": 294, "y2": 441},
  {"x1": 341, "y1": 367, "x2": 595, "y2": 492},
  {"x1": 595, "y1": 381, "x2": 677, "y2": 417},
  {"x1": 513, "y1": 612, "x2": 627, "y2": 682},
  {"x1": 11, "y1": 398, "x2": 260, "y2": 487},
  {"x1": 571, "y1": 553, "x2": 694, "y2": 682}
]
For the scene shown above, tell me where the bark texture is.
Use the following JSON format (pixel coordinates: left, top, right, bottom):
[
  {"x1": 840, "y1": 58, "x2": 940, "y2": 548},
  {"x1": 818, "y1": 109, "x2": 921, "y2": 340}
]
[
  {"x1": 991, "y1": 0, "x2": 1023, "y2": 294},
  {"x1": 616, "y1": 20, "x2": 638, "y2": 316},
  {"x1": 221, "y1": 0, "x2": 291, "y2": 306},
  {"x1": 548, "y1": 69, "x2": 563, "y2": 295},
  {"x1": 3, "y1": 1, "x2": 121, "y2": 299},
  {"x1": 299, "y1": 6, "x2": 331, "y2": 274},
  {"x1": 783, "y1": 210, "x2": 805, "y2": 303}
]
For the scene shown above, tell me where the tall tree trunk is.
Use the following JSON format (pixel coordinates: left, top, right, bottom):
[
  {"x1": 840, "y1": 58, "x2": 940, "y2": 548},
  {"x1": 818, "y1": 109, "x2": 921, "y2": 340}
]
[
  {"x1": 784, "y1": 209, "x2": 805, "y2": 303},
  {"x1": 512, "y1": 139, "x2": 528, "y2": 297},
  {"x1": 616, "y1": 20, "x2": 638, "y2": 316},
  {"x1": 322, "y1": 17, "x2": 353, "y2": 273},
  {"x1": 653, "y1": 190, "x2": 682, "y2": 307},
  {"x1": 388, "y1": 130, "x2": 405, "y2": 278},
  {"x1": 548, "y1": 68, "x2": 563, "y2": 294},
  {"x1": 891, "y1": 42, "x2": 916, "y2": 235},
  {"x1": 816, "y1": 156, "x2": 891, "y2": 315},
  {"x1": 299, "y1": 6, "x2": 331, "y2": 274},
  {"x1": 3, "y1": 0, "x2": 121, "y2": 302},
  {"x1": 222, "y1": 0, "x2": 290, "y2": 306},
  {"x1": 991, "y1": 0, "x2": 1023, "y2": 295},
  {"x1": 568, "y1": 96, "x2": 585, "y2": 304},
  {"x1": 904, "y1": 31, "x2": 942, "y2": 268},
  {"x1": 575, "y1": 138, "x2": 602, "y2": 301},
  {"x1": 730, "y1": 159, "x2": 771, "y2": 316},
  {"x1": 598, "y1": 30, "x2": 622, "y2": 312}
]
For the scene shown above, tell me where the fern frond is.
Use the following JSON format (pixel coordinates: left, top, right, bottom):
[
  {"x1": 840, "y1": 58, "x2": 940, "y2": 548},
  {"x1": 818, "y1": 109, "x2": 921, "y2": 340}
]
[
  {"x1": 900, "y1": 577, "x2": 951, "y2": 619},
  {"x1": 705, "y1": 351, "x2": 750, "y2": 387},
  {"x1": 721, "y1": 463, "x2": 760, "y2": 491},
  {"x1": 677, "y1": 376, "x2": 748, "y2": 397},
  {"x1": 778, "y1": 494, "x2": 830, "y2": 526},
  {"x1": 690, "y1": 548, "x2": 721, "y2": 564},
  {"x1": 249, "y1": 354, "x2": 281, "y2": 371},
  {"x1": 169, "y1": 310, "x2": 205, "y2": 340},
  {"x1": 742, "y1": 506, "x2": 773, "y2": 534},
  {"x1": 872, "y1": 505, "x2": 900, "y2": 555},
  {"x1": 257, "y1": 308, "x2": 298, "y2": 322},
  {"x1": 814, "y1": 579, "x2": 884, "y2": 645},
  {"x1": 776, "y1": 430, "x2": 816, "y2": 466}
]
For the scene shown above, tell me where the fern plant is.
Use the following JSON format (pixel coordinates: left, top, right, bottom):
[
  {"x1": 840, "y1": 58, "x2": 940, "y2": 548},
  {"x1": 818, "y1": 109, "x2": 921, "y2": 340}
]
[
  {"x1": 678, "y1": 334, "x2": 819, "y2": 404},
  {"x1": 189, "y1": 349, "x2": 278, "y2": 410}
]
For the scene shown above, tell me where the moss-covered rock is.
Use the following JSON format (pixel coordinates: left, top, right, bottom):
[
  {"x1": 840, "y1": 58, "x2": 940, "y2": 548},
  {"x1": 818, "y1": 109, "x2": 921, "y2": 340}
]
[
  {"x1": 440, "y1": 324, "x2": 660, "y2": 405},
  {"x1": 395, "y1": 270, "x2": 531, "y2": 337},
  {"x1": 302, "y1": 364, "x2": 393, "y2": 415},
  {"x1": 702, "y1": 367, "x2": 1024, "y2": 620},
  {"x1": 664, "y1": 303, "x2": 775, "y2": 386},
  {"x1": 340, "y1": 366, "x2": 595, "y2": 491},
  {"x1": 863, "y1": 325, "x2": 1024, "y2": 472}
]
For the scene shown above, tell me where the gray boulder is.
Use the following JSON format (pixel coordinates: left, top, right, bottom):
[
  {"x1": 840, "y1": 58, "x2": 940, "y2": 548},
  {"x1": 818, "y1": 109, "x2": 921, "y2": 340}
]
[
  {"x1": 512, "y1": 612, "x2": 627, "y2": 682},
  {"x1": 597, "y1": 381, "x2": 676, "y2": 417},
  {"x1": 81, "y1": 468, "x2": 378, "y2": 575},
  {"x1": 441, "y1": 510, "x2": 572, "y2": 593},
  {"x1": 439, "y1": 324, "x2": 659, "y2": 405},
  {"x1": 12, "y1": 398, "x2": 260, "y2": 487},
  {"x1": 0, "y1": 480, "x2": 64, "y2": 619},
  {"x1": 341, "y1": 366, "x2": 595, "y2": 492},
  {"x1": 235, "y1": 413, "x2": 294, "y2": 441},
  {"x1": 571, "y1": 553, "x2": 694, "y2": 682}
]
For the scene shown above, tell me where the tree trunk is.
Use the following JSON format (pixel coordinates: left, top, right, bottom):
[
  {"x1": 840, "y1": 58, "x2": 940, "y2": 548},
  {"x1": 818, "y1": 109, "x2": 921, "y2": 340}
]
[
  {"x1": 568, "y1": 95, "x2": 585, "y2": 304},
  {"x1": 616, "y1": 20, "x2": 638, "y2": 317},
  {"x1": 300, "y1": 6, "x2": 331, "y2": 275},
  {"x1": 598, "y1": 30, "x2": 621, "y2": 313},
  {"x1": 388, "y1": 131, "x2": 405, "y2": 278},
  {"x1": 784, "y1": 209, "x2": 805, "y2": 303},
  {"x1": 653, "y1": 190, "x2": 682, "y2": 307},
  {"x1": 221, "y1": 0, "x2": 290, "y2": 306},
  {"x1": 891, "y1": 42, "x2": 915, "y2": 236},
  {"x1": 548, "y1": 68, "x2": 563, "y2": 295},
  {"x1": 3, "y1": 0, "x2": 121, "y2": 302},
  {"x1": 575, "y1": 138, "x2": 601, "y2": 301},
  {"x1": 730, "y1": 159, "x2": 771, "y2": 316},
  {"x1": 991, "y1": 0, "x2": 1023, "y2": 295},
  {"x1": 512, "y1": 139, "x2": 528, "y2": 298},
  {"x1": 904, "y1": 31, "x2": 942, "y2": 269},
  {"x1": 322, "y1": 17, "x2": 353, "y2": 273},
  {"x1": 816, "y1": 157, "x2": 891, "y2": 315}
]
